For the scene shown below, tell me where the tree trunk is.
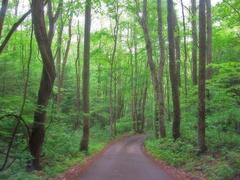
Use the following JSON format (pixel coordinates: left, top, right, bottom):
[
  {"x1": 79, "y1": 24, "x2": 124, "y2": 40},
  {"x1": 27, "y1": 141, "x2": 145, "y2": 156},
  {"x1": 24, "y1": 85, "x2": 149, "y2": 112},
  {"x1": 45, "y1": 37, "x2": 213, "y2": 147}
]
[
  {"x1": 167, "y1": 0, "x2": 181, "y2": 140},
  {"x1": 47, "y1": 0, "x2": 63, "y2": 45},
  {"x1": 109, "y1": 2, "x2": 119, "y2": 137},
  {"x1": 80, "y1": 0, "x2": 91, "y2": 152},
  {"x1": 173, "y1": 11, "x2": 181, "y2": 87},
  {"x1": 198, "y1": 0, "x2": 207, "y2": 153},
  {"x1": 180, "y1": 0, "x2": 188, "y2": 96},
  {"x1": 59, "y1": 15, "x2": 73, "y2": 103},
  {"x1": 206, "y1": 0, "x2": 212, "y2": 79},
  {"x1": 29, "y1": 0, "x2": 56, "y2": 170},
  {"x1": 14, "y1": 0, "x2": 19, "y2": 16},
  {"x1": 75, "y1": 23, "x2": 81, "y2": 129},
  {"x1": 56, "y1": 15, "x2": 63, "y2": 111},
  {"x1": 0, "y1": 0, "x2": 8, "y2": 38},
  {"x1": 157, "y1": 0, "x2": 166, "y2": 138},
  {"x1": 191, "y1": 0, "x2": 198, "y2": 85},
  {"x1": 139, "y1": 0, "x2": 166, "y2": 138}
]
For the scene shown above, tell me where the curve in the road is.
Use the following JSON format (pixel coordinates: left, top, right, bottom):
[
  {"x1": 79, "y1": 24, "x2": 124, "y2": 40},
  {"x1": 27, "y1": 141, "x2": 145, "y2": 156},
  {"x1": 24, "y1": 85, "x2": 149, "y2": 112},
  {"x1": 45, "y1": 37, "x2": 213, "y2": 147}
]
[{"x1": 78, "y1": 135, "x2": 173, "y2": 180}]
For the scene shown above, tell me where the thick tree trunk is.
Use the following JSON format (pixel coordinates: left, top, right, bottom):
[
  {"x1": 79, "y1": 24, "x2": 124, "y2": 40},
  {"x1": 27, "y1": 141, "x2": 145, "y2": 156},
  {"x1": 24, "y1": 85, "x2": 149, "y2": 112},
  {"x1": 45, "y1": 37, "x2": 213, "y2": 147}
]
[
  {"x1": 80, "y1": 0, "x2": 91, "y2": 152},
  {"x1": 191, "y1": 0, "x2": 198, "y2": 85},
  {"x1": 198, "y1": 0, "x2": 207, "y2": 153},
  {"x1": 167, "y1": 0, "x2": 181, "y2": 140},
  {"x1": 206, "y1": 0, "x2": 212, "y2": 79},
  {"x1": 0, "y1": 0, "x2": 8, "y2": 38},
  {"x1": 29, "y1": 0, "x2": 56, "y2": 170}
]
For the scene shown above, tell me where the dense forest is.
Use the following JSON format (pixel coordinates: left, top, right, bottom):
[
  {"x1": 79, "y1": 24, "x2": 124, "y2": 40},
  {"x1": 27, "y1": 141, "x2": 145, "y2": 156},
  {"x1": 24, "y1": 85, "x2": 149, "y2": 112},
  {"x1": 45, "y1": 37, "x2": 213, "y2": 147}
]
[{"x1": 0, "y1": 0, "x2": 240, "y2": 179}]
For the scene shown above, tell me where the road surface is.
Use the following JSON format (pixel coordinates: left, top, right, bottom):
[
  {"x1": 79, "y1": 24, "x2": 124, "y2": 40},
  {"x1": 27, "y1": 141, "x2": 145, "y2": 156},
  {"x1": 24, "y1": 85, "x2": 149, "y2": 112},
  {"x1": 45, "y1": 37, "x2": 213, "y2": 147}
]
[{"x1": 78, "y1": 135, "x2": 172, "y2": 180}]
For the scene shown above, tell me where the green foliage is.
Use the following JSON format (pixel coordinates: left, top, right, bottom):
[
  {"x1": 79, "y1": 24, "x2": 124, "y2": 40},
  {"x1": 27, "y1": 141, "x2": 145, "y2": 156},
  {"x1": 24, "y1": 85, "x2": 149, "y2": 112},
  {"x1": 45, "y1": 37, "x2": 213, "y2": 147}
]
[
  {"x1": 1, "y1": 0, "x2": 240, "y2": 179},
  {"x1": 116, "y1": 116, "x2": 132, "y2": 134},
  {"x1": 145, "y1": 133, "x2": 240, "y2": 180},
  {"x1": 0, "y1": 124, "x2": 111, "y2": 179}
]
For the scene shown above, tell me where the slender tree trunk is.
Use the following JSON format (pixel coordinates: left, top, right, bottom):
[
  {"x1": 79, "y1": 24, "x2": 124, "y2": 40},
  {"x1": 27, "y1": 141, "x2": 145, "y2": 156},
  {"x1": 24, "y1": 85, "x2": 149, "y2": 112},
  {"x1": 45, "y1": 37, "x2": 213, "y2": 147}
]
[
  {"x1": 198, "y1": 0, "x2": 207, "y2": 153},
  {"x1": 191, "y1": 0, "x2": 198, "y2": 85},
  {"x1": 75, "y1": 23, "x2": 81, "y2": 129},
  {"x1": 56, "y1": 15, "x2": 63, "y2": 111},
  {"x1": 206, "y1": 0, "x2": 212, "y2": 79},
  {"x1": 14, "y1": 0, "x2": 19, "y2": 16},
  {"x1": 166, "y1": 66, "x2": 171, "y2": 121},
  {"x1": 167, "y1": 0, "x2": 181, "y2": 140},
  {"x1": 29, "y1": 0, "x2": 56, "y2": 170},
  {"x1": 47, "y1": 0, "x2": 63, "y2": 45},
  {"x1": 109, "y1": 2, "x2": 119, "y2": 137},
  {"x1": 59, "y1": 16, "x2": 73, "y2": 102},
  {"x1": 173, "y1": 11, "x2": 181, "y2": 87},
  {"x1": 0, "y1": 0, "x2": 8, "y2": 38},
  {"x1": 139, "y1": 0, "x2": 166, "y2": 138},
  {"x1": 180, "y1": 0, "x2": 188, "y2": 96},
  {"x1": 80, "y1": 0, "x2": 91, "y2": 152},
  {"x1": 157, "y1": 0, "x2": 166, "y2": 137}
]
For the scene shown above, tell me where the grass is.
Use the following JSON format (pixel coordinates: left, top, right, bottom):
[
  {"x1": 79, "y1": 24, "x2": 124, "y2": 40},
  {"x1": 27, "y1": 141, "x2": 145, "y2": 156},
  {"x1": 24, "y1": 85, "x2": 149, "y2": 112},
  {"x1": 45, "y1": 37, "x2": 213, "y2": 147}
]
[{"x1": 144, "y1": 120, "x2": 240, "y2": 180}]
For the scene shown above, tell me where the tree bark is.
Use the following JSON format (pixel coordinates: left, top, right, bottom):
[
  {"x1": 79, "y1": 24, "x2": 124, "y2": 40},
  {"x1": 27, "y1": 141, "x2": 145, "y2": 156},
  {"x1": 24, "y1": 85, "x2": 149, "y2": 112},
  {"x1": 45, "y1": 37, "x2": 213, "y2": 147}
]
[
  {"x1": 173, "y1": 11, "x2": 181, "y2": 87},
  {"x1": 157, "y1": 0, "x2": 166, "y2": 138},
  {"x1": 14, "y1": 0, "x2": 19, "y2": 16},
  {"x1": 56, "y1": 15, "x2": 63, "y2": 111},
  {"x1": 80, "y1": 0, "x2": 91, "y2": 152},
  {"x1": 180, "y1": 0, "x2": 188, "y2": 96},
  {"x1": 191, "y1": 0, "x2": 198, "y2": 85},
  {"x1": 0, "y1": 0, "x2": 8, "y2": 38},
  {"x1": 29, "y1": 0, "x2": 56, "y2": 170},
  {"x1": 58, "y1": 15, "x2": 73, "y2": 107},
  {"x1": 198, "y1": 0, "x2": 207, "y2": 153},
  {"x1": 47, "y1": 0, "x2": 63, "y2": 45},
  {"x1": 206, "y1": 0, "x2": 212, "y2": 79},
  {"x1": 167, "y1": 0, "x2": 181, "y2": 140},
  {"x1": 109, "y1": 1, "x2": 120, "y2": 137},
  {"x1": 138, "y1": 0, "x2": 166, "y2": 137},
  {"x1": 75, "y1": 23, "x2": 81, "y2": 129}
]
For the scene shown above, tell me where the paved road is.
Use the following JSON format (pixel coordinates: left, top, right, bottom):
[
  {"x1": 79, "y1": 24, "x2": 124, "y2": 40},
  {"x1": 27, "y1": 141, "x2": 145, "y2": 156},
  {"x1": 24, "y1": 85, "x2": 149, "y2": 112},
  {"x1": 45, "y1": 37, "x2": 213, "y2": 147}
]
[{"x1": 78, "y1": 135, "x2": 172, "y2": 180}]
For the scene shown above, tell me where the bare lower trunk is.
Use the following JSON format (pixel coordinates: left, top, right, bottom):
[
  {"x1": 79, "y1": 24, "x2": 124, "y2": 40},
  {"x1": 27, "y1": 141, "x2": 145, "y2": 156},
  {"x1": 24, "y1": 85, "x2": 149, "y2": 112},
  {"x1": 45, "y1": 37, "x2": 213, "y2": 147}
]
[
  {"x1": 80, "y1": 0, "x2": 91, "y2": 152},
  {"x1": 198, "y1": 0, "x2": 207, "y2": 153},
  {"x1": 167, "y1": 0, "x2": 181, "y2": 140},
  {"x1": 157, "y1": 0, "x2": 166, "y2": 138}
]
